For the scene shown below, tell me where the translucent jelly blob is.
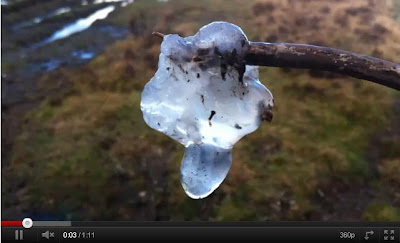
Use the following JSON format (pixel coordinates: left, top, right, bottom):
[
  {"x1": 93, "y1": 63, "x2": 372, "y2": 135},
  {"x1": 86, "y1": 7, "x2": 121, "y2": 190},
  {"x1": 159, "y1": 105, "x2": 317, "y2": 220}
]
[{"x1": 141, "y1": 21, "x2": 273, "y2": 199}]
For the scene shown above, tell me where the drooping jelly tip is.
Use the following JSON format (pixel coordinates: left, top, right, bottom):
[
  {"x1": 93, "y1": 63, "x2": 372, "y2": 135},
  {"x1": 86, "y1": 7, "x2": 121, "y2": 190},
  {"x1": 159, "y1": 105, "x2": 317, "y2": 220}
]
[{"x1": 181, "y1": 143, "x2": 232, "y2": 199}]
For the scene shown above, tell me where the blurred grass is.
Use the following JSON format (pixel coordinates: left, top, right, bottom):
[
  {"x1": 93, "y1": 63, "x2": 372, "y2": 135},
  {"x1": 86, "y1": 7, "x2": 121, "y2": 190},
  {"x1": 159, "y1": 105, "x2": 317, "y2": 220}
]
[
  {"x1": 363, "y1": 202, "x2": 400, "y2": 221},
  {"x1": 3, "y1": 0, "x2": 400, "y2": 221}
]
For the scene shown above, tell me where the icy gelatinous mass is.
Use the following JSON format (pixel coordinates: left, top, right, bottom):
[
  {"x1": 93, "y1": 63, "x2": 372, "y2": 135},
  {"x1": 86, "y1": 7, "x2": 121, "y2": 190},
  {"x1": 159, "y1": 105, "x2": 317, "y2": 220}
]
[{"x1": 141, "y1": 22, "x2": 273, "y2": 199}]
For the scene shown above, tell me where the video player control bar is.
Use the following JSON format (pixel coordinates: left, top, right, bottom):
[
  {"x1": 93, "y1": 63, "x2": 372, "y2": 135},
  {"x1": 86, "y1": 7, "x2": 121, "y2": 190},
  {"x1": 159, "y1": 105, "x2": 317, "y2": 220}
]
[{"x1": 2, "y1": 226, "x2": 399, "y2": 242}]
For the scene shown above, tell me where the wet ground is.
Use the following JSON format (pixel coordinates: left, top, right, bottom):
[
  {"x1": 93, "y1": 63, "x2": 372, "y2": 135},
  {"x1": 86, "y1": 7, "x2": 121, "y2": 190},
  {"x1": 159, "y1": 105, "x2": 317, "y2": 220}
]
[
  {"x1": 2, "y1": 0, "x2": 133, "y2": 103},
  {"x1": 2, "y1": 0, "x2": 133, "y2": 163},
  {"x1": 2, "y1": 0, "x2": 399, "y2": 222}
]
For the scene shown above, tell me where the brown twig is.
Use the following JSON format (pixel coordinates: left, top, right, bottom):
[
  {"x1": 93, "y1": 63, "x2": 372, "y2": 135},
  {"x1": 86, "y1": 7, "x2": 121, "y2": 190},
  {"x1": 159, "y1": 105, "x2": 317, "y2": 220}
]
[
  {"x1": 152, "y1": 31, "x2": 165, "y2": 39},
  {"x1": 246, "y1": 42, "x2": 400, "y2": 90},
  {"x1": 152, "y1": 31, "x2": 400, "y2": 90}
]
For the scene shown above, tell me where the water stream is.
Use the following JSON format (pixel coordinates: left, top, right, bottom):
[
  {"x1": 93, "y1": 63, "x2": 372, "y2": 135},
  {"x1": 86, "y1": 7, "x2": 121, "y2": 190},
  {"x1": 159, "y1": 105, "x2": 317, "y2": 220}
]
[
  {"x1": 43, "y1": 5, "x2": 116, "y2": 44},
  {"x1": 12, "y1": 7, "x2": 71, "y2": 30}
]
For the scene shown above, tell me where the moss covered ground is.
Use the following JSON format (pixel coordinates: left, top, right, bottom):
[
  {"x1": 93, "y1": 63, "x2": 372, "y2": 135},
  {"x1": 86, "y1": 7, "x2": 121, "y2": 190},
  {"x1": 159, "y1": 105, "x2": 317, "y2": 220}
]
[{"x1": 2, "y1": 0, "x2": 400, "y2": 221}]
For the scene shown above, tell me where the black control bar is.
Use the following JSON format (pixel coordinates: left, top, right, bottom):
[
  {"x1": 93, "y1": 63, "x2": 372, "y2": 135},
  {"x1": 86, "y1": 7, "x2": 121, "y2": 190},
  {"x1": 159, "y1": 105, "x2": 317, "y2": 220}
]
[{"x1": 2, "y1": 223, "x2": 399, "y2": 242}]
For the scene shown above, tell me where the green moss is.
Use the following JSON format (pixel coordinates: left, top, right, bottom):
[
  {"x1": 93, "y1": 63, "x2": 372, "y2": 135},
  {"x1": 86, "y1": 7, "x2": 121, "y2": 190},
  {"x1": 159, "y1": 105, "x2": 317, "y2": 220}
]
[
  {"x1": 111, "y1": 0, "x2": 161, "y2": 27},
  {"x1": 216, "y1": 198, "x2": 255, "y2": 221},
  {"x1": 5, "y1": 0, "x2": 400, "y2": 221},
  {"x1": 363, "y1": 202, "x2": 400, "y2": 221},
  {"x1": 38, "y1": 105, "x2": 54, "y2": 121}
]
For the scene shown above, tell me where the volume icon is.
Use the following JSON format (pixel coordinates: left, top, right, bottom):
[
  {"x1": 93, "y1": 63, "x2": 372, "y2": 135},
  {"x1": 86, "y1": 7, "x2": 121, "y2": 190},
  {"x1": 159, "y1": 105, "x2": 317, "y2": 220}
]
[
  {"x1": 41, "y1": 230, "x2": 55, "y2": 239},
  {"x1": 42, "y1": 231, "x2": 50, "y2": 239}
]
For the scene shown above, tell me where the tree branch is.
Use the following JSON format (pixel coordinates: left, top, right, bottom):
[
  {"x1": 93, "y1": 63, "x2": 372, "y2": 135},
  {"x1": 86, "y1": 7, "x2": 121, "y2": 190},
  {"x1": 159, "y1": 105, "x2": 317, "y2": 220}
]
[
  {"x1": 152, "y1": 31, "x2": 165, "y2": 39},
  {"x1": 152, "y1": 32, "x2": 400, "y2": 90},
  {"x1": 245, "y1": 42, "x2": 400, "y2": 90}
]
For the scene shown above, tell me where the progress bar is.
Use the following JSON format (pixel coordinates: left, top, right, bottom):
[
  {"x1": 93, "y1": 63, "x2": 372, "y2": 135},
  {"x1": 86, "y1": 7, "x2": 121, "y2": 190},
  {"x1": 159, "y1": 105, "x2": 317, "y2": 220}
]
[
  {"x1": 2, "y1": 219, "x2": 71, "y2": 227},
  {"x1": 33, "y1": 221, "x2": 72, "y2": 227}
]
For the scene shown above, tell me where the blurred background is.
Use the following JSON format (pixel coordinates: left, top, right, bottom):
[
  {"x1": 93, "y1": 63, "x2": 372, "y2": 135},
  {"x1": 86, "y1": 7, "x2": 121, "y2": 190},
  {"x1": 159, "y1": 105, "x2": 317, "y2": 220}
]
[{"x1": 2, "y1": 0, "x2": 400, "y2": 221}]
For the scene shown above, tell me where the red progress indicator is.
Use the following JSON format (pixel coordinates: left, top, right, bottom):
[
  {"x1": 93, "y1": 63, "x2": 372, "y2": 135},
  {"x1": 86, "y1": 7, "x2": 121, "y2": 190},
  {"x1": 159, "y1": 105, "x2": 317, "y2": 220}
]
[{"x1": 1, "y1": 221, "x2": 23, "y2": 227}]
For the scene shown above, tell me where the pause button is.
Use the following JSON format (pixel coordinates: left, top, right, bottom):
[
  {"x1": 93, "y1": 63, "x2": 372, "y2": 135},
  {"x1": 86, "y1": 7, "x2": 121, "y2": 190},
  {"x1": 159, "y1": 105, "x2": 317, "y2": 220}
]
[{"x1": 15, "y1": 230, "x2": 23, "y2": 240}]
